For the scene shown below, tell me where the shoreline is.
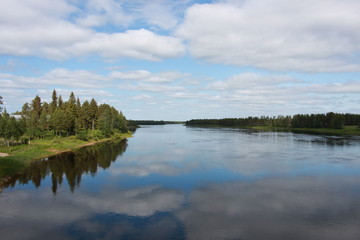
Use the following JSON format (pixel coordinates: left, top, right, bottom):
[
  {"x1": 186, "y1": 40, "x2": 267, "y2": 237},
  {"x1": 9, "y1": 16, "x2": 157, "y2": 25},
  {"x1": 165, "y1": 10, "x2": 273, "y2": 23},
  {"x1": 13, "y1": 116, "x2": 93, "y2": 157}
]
[
  {"x1": 185, "y1": 125, "x2": 360, "y2": 136},
  {"x1": 0, "y1": 132, "x2": 132, "y2": 180}
]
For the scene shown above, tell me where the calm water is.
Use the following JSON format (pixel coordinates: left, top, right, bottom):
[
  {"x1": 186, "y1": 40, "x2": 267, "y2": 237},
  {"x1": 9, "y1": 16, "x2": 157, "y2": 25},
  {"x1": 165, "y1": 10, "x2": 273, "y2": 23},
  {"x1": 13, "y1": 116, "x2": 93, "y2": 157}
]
[{"x1": 1, "y1": 125, "x2": 360, "y2": 240}]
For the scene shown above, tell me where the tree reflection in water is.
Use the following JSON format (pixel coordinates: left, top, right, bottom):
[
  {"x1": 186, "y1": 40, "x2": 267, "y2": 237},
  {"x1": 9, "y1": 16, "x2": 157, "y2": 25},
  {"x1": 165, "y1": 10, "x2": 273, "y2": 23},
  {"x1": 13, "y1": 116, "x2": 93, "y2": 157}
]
[{"x1": 3, "y1": 140, "x2": 127, "y2": 193}]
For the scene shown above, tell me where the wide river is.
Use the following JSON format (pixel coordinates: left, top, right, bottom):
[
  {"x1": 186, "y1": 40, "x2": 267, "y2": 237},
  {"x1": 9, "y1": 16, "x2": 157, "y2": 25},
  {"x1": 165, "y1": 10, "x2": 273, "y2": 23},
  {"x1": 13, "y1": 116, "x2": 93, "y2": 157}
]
[{"x1": 1, "y1": 124, "x2": 360, "y2": 240}]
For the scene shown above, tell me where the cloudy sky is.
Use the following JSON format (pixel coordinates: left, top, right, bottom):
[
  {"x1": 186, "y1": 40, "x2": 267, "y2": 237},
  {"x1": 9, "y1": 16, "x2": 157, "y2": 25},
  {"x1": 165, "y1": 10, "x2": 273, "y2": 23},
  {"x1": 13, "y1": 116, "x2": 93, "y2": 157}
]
[{"x1": 1, "y1": 0, "x2": 360, "y2": 120}]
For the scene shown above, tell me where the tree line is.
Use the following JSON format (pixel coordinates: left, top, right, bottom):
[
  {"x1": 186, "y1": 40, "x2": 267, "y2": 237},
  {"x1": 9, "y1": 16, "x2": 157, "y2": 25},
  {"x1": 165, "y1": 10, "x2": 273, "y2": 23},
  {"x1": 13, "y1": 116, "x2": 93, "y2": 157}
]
[
  {"x1": 0, "y1": 91, "x2": 128, "y2": 146},
  {"x1": 186, "y1": 113, "x2": 360, "y2": 129},
  {"x1": 128, "y1": 120, "x2": 166, "y2": 125}
]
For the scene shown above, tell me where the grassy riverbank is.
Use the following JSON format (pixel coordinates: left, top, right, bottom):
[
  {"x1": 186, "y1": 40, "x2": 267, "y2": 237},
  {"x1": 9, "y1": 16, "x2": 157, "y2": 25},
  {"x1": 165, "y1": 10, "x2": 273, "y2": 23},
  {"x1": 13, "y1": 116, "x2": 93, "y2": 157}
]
[{"x1": 0, "y1": 132, "x2": 132, "y2": 179}]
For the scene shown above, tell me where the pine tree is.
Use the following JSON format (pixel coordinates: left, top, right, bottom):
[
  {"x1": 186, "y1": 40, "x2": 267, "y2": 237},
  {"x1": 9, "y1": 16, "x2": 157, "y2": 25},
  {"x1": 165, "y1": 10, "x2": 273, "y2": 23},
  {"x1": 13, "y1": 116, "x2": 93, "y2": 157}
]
[
  {"x1": 58, "y1": 95, "x2": 63, "y2": 109},
  {"x1": 50, "y1": 89, "x2": 58, "y2": 113},
  {"x1": 63, "y1": 109, "x2": 75, "y2": 135},
  {"x1": 89, "y1": 98, "x2": 98, "y2": 131},
  {"x1": 0, "y1": 95, "x2": 3, "y2": 113},
  {"x1": 32, "y1": 95, "x2": 42, "y2": 117}
]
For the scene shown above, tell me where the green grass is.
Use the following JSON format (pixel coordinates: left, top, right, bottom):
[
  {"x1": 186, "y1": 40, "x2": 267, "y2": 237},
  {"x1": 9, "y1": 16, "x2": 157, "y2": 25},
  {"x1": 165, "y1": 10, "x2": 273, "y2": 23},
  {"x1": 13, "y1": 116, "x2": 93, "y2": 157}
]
[
  {"x1": 0, "y1": 132, "x2": 132, "y2": 179},
  {"x1": 290, "y1": 126, "x2": 360, "y2": 136}
]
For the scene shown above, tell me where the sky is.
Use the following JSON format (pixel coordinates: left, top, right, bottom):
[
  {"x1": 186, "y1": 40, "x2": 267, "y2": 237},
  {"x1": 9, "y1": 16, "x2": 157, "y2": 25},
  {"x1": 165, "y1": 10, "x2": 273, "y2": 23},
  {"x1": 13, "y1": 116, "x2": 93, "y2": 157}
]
[{"x1": 1, "y1": 0, "x2": 360, "y2": 121}]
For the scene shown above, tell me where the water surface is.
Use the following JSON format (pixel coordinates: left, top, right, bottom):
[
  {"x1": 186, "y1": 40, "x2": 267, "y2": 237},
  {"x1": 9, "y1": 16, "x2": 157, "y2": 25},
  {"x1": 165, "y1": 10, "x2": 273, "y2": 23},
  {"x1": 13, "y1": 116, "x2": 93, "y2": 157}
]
[{"x1": 1, "y1": 125, "x2": 360, "y2": 240}]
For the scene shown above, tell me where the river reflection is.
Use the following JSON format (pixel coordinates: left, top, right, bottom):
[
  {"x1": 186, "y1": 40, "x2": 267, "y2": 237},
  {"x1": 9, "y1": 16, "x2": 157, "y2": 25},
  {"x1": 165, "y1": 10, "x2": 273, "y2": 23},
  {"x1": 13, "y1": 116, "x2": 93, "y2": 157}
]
[
  {"x1": 1, "y1": 125, "x2": 360, "y2": 240},
  {"x1": 2, "y1": 140, "x2": 127, "y2": 193}
]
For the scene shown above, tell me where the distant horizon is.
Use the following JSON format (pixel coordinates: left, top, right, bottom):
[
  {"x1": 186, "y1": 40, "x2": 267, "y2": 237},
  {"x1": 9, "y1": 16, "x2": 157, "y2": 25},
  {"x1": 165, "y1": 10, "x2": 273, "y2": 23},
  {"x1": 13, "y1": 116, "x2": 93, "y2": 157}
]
[{"x1": 1, "y1": 0, "x2": 360, "y2": 120}]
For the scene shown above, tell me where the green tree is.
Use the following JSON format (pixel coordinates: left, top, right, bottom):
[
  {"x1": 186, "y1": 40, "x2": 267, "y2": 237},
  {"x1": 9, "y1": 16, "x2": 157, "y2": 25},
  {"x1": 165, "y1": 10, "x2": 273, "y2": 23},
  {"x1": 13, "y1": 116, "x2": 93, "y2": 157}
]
[
  {"x1": 89, "y1": 98, "x2": 98, "y2": 131},
  {"x1": 50, "y1": 109, "x2": 65, "y2": 136},
  {"x1": 0, "y1": 95, "x2": 3, "y2": 113},
  {"x1": 58, "y1": 95, "x2": 63, "y2": 109},
  {"x1": 50, "y1": 89, "x2": 58, "y2": 113},
  {"x1": 21, "y1": 103, "x2": 31, "y2": 117},
  {"x1": 63, "y1": 109, "x2": 75, "y2": 135},
  {"x1": 32, "y1": 95, "x2": 42, "y2": 117},
  {"x1": 98, "y1": 106, "x2": 113, "y2": 137}
]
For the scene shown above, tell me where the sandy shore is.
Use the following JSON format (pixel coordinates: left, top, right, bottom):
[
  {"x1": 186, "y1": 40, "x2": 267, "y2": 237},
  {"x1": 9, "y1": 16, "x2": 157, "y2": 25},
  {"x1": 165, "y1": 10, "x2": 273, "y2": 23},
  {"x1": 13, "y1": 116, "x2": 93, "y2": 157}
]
[{"x1": 0, "y1": 152, "x2": 9, "y2": 157}]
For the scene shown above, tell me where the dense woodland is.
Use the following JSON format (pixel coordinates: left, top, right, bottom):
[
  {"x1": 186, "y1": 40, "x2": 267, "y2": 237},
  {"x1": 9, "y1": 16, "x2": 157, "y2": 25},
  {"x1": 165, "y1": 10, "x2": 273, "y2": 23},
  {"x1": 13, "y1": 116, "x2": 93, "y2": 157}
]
[
  {"x1": 0, "y1": 91, "x2": 128, "y2": 146},
  {"x1": 186, "y1": 113, "x2": 360, "y2": 129}
]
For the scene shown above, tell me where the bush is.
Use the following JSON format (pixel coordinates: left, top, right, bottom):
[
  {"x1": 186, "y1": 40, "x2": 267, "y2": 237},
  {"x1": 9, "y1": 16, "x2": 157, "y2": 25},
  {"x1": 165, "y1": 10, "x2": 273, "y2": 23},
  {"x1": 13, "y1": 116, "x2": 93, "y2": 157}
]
[{"x1": 77, "y1": 131, "x2": 89, "y2": 141}]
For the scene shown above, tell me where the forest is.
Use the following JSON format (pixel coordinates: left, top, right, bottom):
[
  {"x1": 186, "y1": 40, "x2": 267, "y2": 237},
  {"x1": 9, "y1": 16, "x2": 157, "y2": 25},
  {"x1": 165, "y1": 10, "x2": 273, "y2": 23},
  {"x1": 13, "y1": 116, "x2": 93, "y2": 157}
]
[
  {"x1": 0, "y1": 91, "x2": 128, "y2": 146},
  {"x1": 186, "y1": 113, "x2": 360, "y2": 130}
]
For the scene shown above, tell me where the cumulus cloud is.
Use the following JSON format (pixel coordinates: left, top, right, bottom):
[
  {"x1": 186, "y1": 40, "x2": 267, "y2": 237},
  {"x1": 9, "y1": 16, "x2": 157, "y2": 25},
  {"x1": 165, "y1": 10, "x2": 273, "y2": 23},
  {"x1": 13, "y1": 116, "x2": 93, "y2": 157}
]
[
  {"x1": 208, "y1": 72, "x2": 299, "y2": 90},
  {"x1": 110, "y1": 69, "x2": 187, "y2": 83},
  {"x1": 69, "y1": 29, "x2": 185, "y2": 61},
  {"x1": 176, "y1": 0, "x2": 360, "y2": 72},
  {"x1": 0, "y1": 68, "x2": 110, "y2": 88},
  {"x1": 203, "y1": 71, "x2": 360, "y2": 114},
  {"x1": 0, "y1": 0, "x2": 185, "y2": 60},
  {"x1": 119, "y1": 83, "x2": 185, "y2": 92}
]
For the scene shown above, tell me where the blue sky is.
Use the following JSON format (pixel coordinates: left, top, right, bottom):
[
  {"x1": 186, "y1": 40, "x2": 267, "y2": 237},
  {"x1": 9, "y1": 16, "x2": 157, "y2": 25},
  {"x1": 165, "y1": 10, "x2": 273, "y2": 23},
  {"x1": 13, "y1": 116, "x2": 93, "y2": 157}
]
[{"x1": 1, "y1": 0, "x2": 360, "y2": 120}]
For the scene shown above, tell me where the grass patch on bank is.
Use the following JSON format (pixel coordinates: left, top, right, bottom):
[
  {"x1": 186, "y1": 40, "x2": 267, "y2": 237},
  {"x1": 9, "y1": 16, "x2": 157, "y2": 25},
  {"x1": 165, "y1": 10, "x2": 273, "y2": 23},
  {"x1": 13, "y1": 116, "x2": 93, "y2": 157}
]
[
  {"x1": 290, "y1": 126, "x2": 360, "y2": 136},
  {"x1": 0, "y1": 132, "x2": 132, "y2": 178}
]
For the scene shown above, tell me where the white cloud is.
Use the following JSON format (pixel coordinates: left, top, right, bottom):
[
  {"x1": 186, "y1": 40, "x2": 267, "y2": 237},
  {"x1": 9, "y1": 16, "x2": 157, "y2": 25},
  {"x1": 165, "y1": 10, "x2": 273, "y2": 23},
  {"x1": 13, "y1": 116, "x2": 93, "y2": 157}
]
[
  {"x1": 0, "y1": 0, "x2": 185, "y2": 60},
  {"x1": 69, "y1": 29, "x2": 185, "y2": 61},
  {"x1": 0, "y1": 68, "x2": 110, "y2": 88},
  {"x1": 176, "y1": 0, "x2": 360, "y2": 72},
  {"x1": 130, "y1": 94, "x2": 153, "y2": 101},
  {"x1": 119, "y1": 82, "x2": 185, "y2": 92},
  {"x1": 110, "y1": 70, "x2": 186, "y2": 83},
  {"x1": 208, "y1": 72, "x2": 299, "y2": 90}
]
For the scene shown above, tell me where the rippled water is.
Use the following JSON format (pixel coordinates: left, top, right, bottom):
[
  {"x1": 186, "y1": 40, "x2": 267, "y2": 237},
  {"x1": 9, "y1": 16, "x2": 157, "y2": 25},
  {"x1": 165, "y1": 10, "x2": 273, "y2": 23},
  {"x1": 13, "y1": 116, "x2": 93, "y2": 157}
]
[{"x1": 1, "y1": 125, "x2": 360, "y2": 240}]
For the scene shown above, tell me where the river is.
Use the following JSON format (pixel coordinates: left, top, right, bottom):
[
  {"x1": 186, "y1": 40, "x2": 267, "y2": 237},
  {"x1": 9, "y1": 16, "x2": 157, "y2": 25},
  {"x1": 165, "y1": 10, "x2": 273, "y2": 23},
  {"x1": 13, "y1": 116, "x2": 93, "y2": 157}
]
[{"x1": 1, "y1": 124, "x2": 360, "y2": 240}]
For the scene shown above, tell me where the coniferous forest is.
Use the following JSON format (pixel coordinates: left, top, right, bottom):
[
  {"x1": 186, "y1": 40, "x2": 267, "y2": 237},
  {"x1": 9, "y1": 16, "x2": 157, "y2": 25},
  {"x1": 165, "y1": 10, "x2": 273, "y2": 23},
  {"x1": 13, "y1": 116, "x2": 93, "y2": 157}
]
[
  {"x1": 186, "y1": 113, "x2": 360, "y2": 130},
  {"x1": 0, "y1": 90, "x2": 128, "y2": 146}
]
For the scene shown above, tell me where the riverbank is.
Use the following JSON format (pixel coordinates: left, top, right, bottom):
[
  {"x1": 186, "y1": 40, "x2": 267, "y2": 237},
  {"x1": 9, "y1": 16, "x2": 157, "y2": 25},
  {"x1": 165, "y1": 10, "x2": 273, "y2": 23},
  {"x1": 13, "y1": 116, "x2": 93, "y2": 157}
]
[
  {"x1": 187, "y1": 125, "x2": 360, "y2": 136},
  {"x1": 0, "y1": 132, "x2": 132, "y2": 179},
  {"x1": 253, "y1": 125, "x2": 360, "y2": 136}
]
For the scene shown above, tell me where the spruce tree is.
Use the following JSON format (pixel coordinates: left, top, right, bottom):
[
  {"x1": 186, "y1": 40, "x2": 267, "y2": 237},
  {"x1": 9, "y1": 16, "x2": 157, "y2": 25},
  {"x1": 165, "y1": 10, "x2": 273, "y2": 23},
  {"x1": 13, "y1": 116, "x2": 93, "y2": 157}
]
[
  {"x1": 0, "y1": 95, "x2": 3, "y2": 113},
  {"x1": 51, "y1": 89, "x2": 58, "y2": 113},
  {"x1": 32, "y1": 95, "x2": 42, "y2": 117},
  {"x1": 89, "y1": 98, "x2": 98, "y2": 131}
]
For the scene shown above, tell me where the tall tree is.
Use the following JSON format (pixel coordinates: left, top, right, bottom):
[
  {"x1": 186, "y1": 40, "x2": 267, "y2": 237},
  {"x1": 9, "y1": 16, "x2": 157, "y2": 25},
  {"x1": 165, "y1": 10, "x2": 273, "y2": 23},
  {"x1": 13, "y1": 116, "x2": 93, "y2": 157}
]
[
  {"x1": 50, "y1": 89, "x2": 58, "y2": 113},
  {"x1": 68, "y1": 92, "x2": 76, "y2": 106},
  {"x1": 89, "y1": 98, "x2": 98, "y2": 131},
  {"x1": 32, "y1": 95, "x2": 42, "y2": 117},
  {"x1": 0, "y1": 95, "x2": 3, "y2": 113},
  {"x1": 58, "y1": 95, "x2": 63, "y2": 109}
]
